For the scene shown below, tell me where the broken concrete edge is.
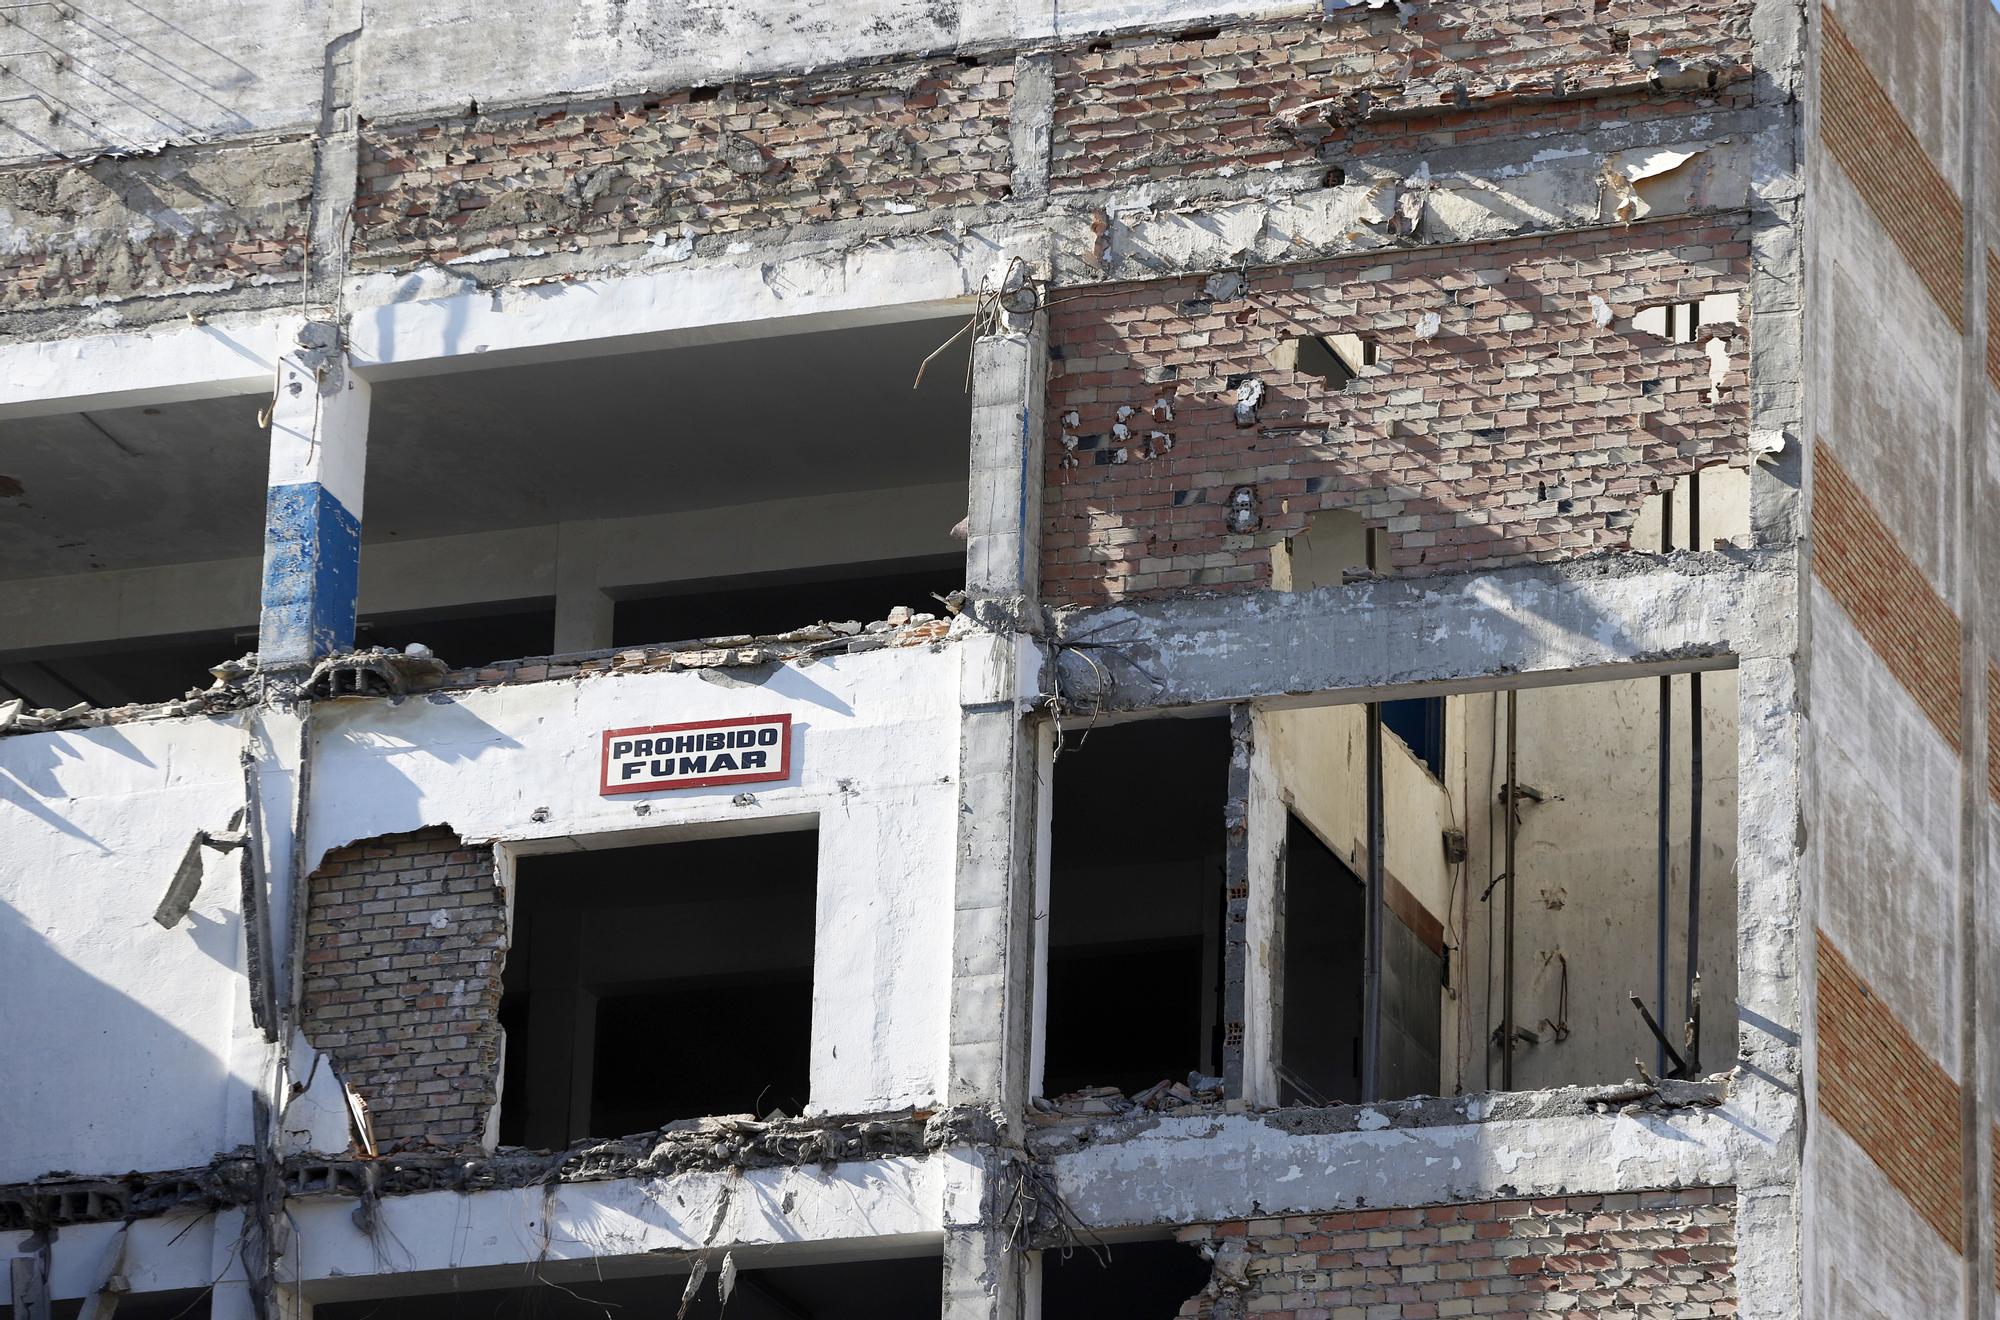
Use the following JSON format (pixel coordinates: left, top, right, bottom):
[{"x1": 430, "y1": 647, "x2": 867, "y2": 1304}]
[
  {"x1": 0, "y1": 1105, "x2": 1000, "y2": 1233},
  {"x1": 0, "y1": 609, "x2": 966, "y2": 740},
  {"x1": 0, "y1": 26, "x2": 1774, "y2": 341},
  {"x1": 0, "y1": 1079, "x2": 1727, "y2": 1234},
  {"x1": 1027, "y1": 1075, "x2": 1732, "y2": 1153}
]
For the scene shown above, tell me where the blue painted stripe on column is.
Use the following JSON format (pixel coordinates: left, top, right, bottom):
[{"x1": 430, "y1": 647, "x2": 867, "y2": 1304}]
[{"x1": 259, "y1": 481, "x2": 362, "y2": 667}]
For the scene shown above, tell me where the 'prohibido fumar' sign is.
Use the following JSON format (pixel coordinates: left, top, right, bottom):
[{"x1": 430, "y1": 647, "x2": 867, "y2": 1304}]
[{"x1": 600, "y1": 714, "x2": 792, "y2": 794}]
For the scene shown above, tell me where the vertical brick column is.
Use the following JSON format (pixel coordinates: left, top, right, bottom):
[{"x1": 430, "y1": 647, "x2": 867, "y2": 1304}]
[{"x1": 257, "y1": 318, "x2": 370, "y2": 668}]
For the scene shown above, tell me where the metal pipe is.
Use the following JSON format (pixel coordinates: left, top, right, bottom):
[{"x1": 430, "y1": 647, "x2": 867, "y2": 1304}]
[
  {"x1": 1501, "y1": 690, "x2": 1518, "y2": 1091},
  {"x1": 1654, "y1": 487, "x2": 1673, "y2": 1077},
  {"x1": 1685, "y1": 476, "x2": 1704, "y2": 1076},
  {"x1": 1363, "y1": 702, "x2": 1384, "y2": 1101}
]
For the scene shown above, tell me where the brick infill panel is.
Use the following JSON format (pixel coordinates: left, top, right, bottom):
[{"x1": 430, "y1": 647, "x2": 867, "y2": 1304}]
[
  {"x1": 1043, "y1": 215, "x2": 1750, "y2": 606},
  {"x1": 1819, "y1": 11, "x2": 1965, "y2": 332},
  {"x1": 353, "y1": 59, "x2": 1013, "y2": 267},
  {"x1": 1810, "y1": 437, "x2": 1962, "y2": 754},
  {"x1": 1051, "y1": 1, "x2": 1755, "y2": 191},
  {"x1": 301, "y1": 826, "x2": 506, "y2": 1152},
  {"x1": 1174, "y1": 1187, "x2": 1736, "y2": 1316},
  {"x1": 1816, "y1": 929, "x2": 1964, "y2": 1254}
]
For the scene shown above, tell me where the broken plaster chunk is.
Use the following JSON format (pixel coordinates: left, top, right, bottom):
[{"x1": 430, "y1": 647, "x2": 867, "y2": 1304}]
[
  {"x1": 1153, "y1": 397, "x2": 1174, "y2": 422},
  {"x1": 1589, "y1": 294, "x2": 1613, "y2": 327},
  {"x1": 1115, "y1": 404, "x2": 1136, "y2": 422},
  {"x1": 1111, "y1": 422, "x2": 1131, "y2": 441},
  {"x1": 1601, "y1": 146, "x2": 1702, "y2": 223},
  {"x1": 1203, "y1": 271, "x2": 1245, "y2": 302},
  {"x1": 1110, "y1": 447, "x2": 1129, "y2": 464},
  {"x1": 1415, "y1": 310, "x2": 1442, "y2": 340},
  {"x1": 1060, "y1": 410, "x2": 1081, "y2": 429},
  {"x1": 1751, "y1": 429, "x2": 1787, "y2": 463},
  {"x1": 1233, "y1": 377, "x2": 1265, "y2": 427},
  {"x1": 1227, "y1": 485, "x2": 1260, "y2": 532}
]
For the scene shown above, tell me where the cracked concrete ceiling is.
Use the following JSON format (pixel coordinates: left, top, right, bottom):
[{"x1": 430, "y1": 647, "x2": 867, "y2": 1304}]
[{"x1": 0, "y1": 312, "x2": 973, "y2": 581}]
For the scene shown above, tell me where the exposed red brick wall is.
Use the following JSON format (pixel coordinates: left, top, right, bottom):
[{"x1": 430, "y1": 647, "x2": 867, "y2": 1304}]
[
  {"x1": 1174, "y1": 1188, "x2": 1735, "y2": 1316},
  {"x1": 1989, "y1": 660, "x2": 2000, "y2": 805},
  {"x1": 1816, "y1": 930, "x2": 1964, "y2": 1253},
  {"x1": 1042, "y1": 216, "x2": 1749, "y2": 605},
  {"x1": 1987, "y1": 250, "x2": 1999, "y2": 390},
  {"x1": 301, "y1": 827, "x2": 506, "y2": 1151},
  {"x1": 1819, "y1": 11, "x2": 1965, "y2": 332},
  {"x1": 352, "y1": 60, "x2": 1013, "y2": 267},
  {"x1": 0, "y1": 154, "x2": 306, "y2": 310},
  {"x1": 1810, "y1": 438, "x2": 1962, "y2": 751},
  {"x1": 1051, "y1": 2, "x2": 1755, "y2": 191}
]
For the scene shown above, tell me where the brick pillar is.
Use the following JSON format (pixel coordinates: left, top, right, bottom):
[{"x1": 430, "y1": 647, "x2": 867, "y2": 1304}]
[{"x1": 257, "y1": 319, "x2": 370, "y2": 669}]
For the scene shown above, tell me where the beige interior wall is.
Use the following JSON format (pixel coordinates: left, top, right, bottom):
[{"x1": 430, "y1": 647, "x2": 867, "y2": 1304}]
[{"x1": 1455, "y1": 674, "x2": 1740, "y2": 1092}]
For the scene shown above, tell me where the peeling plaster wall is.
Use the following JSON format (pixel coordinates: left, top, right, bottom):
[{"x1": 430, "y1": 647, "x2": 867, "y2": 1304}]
[
  {"x1": 0, "y1": 140, "x2": 311, "y2": 312},
  {"x1": 304, "y1": 644, "x2": 963, "y2": 1118},
  {"x1": 0, "y1": 716, "x2": 261, "y2": 1181}
]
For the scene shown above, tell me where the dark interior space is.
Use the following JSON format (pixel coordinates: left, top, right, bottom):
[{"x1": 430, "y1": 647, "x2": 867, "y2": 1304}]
[
  {"x1": 1278, "y1": 813, "x2": 1365, "y2": 1107},
  {"x1": 356, "y1": 599, "x2": 556, "y2": 669},
  {"x1": 1043, "y1": 716, "x2": 1230, "y2": 1098},
  {"x1": 1381, "y1": 696, "x2": 1445, "y2": 778},
  {"x1": 315, "y1": 1253, "x2": 942, "y2": 1320},
  {"x1": 1041, "y1": 1238, "x2": 1214, "y2": 1319},
  {"x1": 0, "y1": 625, "x2": 252, "y2": 709},
  {"x1": 498, "y1": 827, "x2": 818, "y2": 1148},
  {"x1": 1279, "y1": 812, "x2": 1443, "y2": 1106},
  {"x1": 1, "y1": 1289, "x2": 211, "y2": 1320},
  {"x1": 613, "y1": 554, "x2": 964, "y2": 647}
]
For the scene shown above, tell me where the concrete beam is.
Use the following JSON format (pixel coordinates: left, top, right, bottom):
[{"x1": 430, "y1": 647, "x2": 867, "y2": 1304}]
[
  {"x1": 1048, "y1": 550, "x2": 1797, "y2": 713},
  {"x1": 0, "y1": 482, "x2": 964, "y2": 657},
  {"x1": 1042, "y1": 1104, "x2": 1783, "y2": 1230}
]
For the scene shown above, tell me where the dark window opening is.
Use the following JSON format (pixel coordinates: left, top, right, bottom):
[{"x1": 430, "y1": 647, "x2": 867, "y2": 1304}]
[
  {"x1": 0, "y1": 1292, "x2": 212, "y2": 1320},
  {"x1": 498, "y1": 828, "x2": 817, "y2": 1148},
  {"x1": 357, "y1": 599, "x2": 556, "y2": 669},
  {"x1": 1381, "y1": 696, "x2": 1446, "y2": 779},
  {"x1": 1041, "y1": 1238, "x2": 1214, "y2": 1318},
  {"x1": 315, "y1": 1253, "x2": 942, "y2": 1320},
  {"x1": 1290, "y1": 334, "x2": 1375, "y2": 388},
  {"x1": 1043, "y1": 716, "x2": 1230, "y2": 1097},
  {"x1": 613, "y1": 554, "x2": 964, "y2": 648}
]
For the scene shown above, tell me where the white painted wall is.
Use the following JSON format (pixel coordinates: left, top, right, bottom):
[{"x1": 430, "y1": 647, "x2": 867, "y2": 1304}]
[
  {"x1": 305, "y1": 642, "x2": 964, "y2": 1117},
  {"x1": 0, "y1": 715, "x2": 261, "y2": 1181}
]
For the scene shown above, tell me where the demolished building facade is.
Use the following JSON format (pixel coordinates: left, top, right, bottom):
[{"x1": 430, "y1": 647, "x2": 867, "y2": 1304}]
[{"x1": 1, "y1": 0, "x2": 1996, "y2": 1316}]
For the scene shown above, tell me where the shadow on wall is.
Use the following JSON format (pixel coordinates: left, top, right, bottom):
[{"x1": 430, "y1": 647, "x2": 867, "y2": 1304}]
[{"x1": 0, "y1": 897, "x2": 241, "y2": 1181}]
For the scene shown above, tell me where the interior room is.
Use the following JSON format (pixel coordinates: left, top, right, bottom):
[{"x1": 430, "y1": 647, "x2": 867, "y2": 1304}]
[{"x1": 497, "y1": 825, "x2": 820, "y2": 1147}]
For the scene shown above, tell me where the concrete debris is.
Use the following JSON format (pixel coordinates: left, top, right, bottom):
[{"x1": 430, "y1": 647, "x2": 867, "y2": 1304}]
[
  {"x1": 301, "y1": 646, "x2": 451, "y2": 699},
  {"x1": 1227, "y1": 485, "x2": 1260, "y2": 533},
  {"x1": 1232, "y1": 377, "x2": 1264, "y2": 427},
  {"x1": 153, "y1": 813, "x2": 249, "y2": 929},
  {"x1": 1589, "y1": 294, "x2": 1614, "y2": 327},
  {"x1": 677, "y1": 1256, "x2": 707, "y2": 1319},
  {"x1": 1202, "y1": 271, "x2": 1245, "y2": 301},
  {"x1": 1032, "y1": 1072, "x2": 1227, "y2": 1120},
  {"x1": 1751, "y1": 430, "x2": 1787, "y2": 464},
  {"x1": 1602, "y1": 147, "x2": 1702, "y2": 223},
  {"x1": 1415, "y1": 310, "x2": 1441, "y2": 339},
  {"x1": 0, "y1": 1107, "x2": 1005, "y2": 1232}
]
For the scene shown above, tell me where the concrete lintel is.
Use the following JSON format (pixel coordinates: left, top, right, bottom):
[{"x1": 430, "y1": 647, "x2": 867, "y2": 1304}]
[
  {"x1": 340, "y1": 223, "x2": 1043, "y2": 380},
  {"x1": 0, "y1": 312, "x2": 284, "y2": 421},
  {"x1": 1043, "y1": 1104, "x2": 1775, "y2": 1230},
  {"x1": 1048, "y1": 550, "x2": 1797, "y2": 714}
]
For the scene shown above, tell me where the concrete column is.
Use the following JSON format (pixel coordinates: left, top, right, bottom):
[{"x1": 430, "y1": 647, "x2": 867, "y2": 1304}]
[
  {"x1": 256, "y1": 321, "x2": 371, "y2": 669},
  {"x1": 964, "y1": 310, "x2": 1048, "y2": 603},
  {"x1": 553, "y1": 521, "x2": 614, "y2": 654},
  {"x1": 944, "y1": 306, "x2": 1048, "y2": 1320}
]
